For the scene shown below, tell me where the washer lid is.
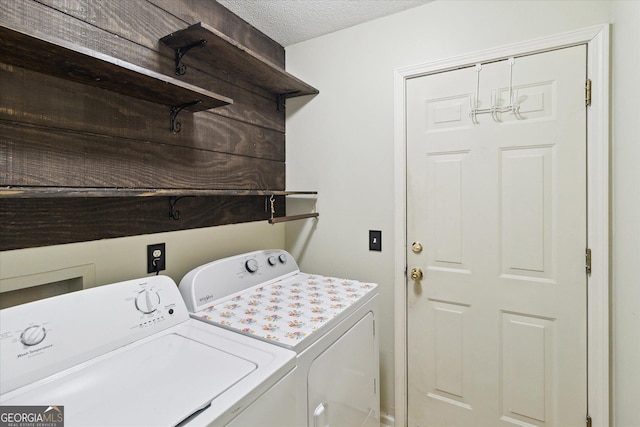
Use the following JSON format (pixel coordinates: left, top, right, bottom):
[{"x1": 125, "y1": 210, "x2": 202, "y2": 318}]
[{"x1": 1, "y1": 333, "x2": 256, "y2": 427}]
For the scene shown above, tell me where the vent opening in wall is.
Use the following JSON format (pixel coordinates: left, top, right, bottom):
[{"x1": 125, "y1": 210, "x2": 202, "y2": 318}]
[
  {"x1": 0, "y1": 277, "x2": 83, "y2": 309},
  {"x1": 0, "y1": 264, "x2": 95, "y2": 309}
]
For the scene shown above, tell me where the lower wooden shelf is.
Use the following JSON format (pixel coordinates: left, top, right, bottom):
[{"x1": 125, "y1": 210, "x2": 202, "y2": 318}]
[
  {"x1": 0, "y1": 187, "x2": 317, "y2": 199},
  {"x1": 0, "y1": 188, "x2": 319, "y2": 250}
]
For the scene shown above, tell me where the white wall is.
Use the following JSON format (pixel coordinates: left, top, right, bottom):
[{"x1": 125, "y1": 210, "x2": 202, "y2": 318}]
[
  {"x1": 1, "y1": 222, "x2": 284, "y2": 295},
  {"x1": 611, "y1": 2, "x2": 640, "y2": 426},
  {"x1": 284, "y1": 0, "x2": 632, "y2": 422}
]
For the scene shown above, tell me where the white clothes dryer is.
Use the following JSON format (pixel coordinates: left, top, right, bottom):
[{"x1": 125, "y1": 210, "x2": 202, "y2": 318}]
[
  {"x1": 179, "y1": 249, "x2": 380, "y2": 427},
  {"x1": 0, "y1": 275, "x2": 297, "y2": 427}
]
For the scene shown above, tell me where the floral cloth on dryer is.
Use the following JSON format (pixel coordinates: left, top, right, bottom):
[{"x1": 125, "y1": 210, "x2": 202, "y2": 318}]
[{"x1": 195, "y1": 273, "x2": 377, "y2": 348}]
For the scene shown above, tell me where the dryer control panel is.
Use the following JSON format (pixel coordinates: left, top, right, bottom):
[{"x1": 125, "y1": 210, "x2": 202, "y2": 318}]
[
  {"x1": 0, "y1": 275, "x2": 189, "y2": 395},
  {"x1": 179, "y1": 249, "x2": 300, "y2": 312}
]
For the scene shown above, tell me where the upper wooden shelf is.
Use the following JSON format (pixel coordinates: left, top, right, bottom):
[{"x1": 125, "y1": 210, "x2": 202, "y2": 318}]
[
  {"x1": 160, "y1": 22, "x2": 318, "y2": 104},
  {"x1": 0, "y1": 187, "x2": 317, "y2": 199},
  {"x1": 0, "y1": 25, "x2": 232, "y2": 114}
]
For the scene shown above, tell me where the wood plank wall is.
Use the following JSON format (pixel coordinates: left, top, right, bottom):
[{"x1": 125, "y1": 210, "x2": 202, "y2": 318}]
[{"x1": 0, "y1": 0, "x2": 289, "y2": 251}]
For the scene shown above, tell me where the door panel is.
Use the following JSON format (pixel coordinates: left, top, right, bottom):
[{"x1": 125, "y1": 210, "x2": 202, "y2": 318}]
[
  {"x1": 308, "y1": 312, "x2": 377, "y2": 427},
  {"x1": 427, "y1": 152, "x2": 470, "y2": 271},
  {"x1": 501, "y1": 146, "x2": 553, "y2": 279},
  {"x1": 407, "y1": 46, "x2": 587, "y2": 427},
  {"x1": 501, "y1": 312, "x2": 555, "y2": 425}
]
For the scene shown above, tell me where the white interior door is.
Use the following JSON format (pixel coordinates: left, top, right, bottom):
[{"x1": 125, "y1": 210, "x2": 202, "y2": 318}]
[{"x1": 406, "y1": 45, "x2": 587, "y2": 427}]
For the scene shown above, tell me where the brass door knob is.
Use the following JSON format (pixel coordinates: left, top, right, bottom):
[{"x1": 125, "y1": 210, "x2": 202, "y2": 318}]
[{"x1": 410, "y1": 267, "x2": 423, "y2": 281}]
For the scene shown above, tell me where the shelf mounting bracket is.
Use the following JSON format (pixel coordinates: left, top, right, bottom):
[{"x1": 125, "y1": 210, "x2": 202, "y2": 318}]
[
  {"x1": 173, "y1": 39, "x2": 207, "y2": 75},
  {"x1": 169, "y1": 196, "x2": 195, "y2": 220},
  {"x1": 170, "y1": 100, "x2": 201, "y2": 133},
  {"x1": 277, "y1": 91, "x2": 301, "y2": 112}
]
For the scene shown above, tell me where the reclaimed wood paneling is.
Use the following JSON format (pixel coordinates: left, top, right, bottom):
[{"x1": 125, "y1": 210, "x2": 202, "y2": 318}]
[
  {"x1": 0, "y1": 0, "x2": 286, "y2": 130},
  {"x1": 0, "y1": 122, "x2": 284, "y2": 189},
  {"x1": 0, "y1": 196, "x2": 285, "y2": 251},
  {"x1": 0, "y1": 0, "x2": 295, "y2": 250},
  {"x1": 0, "y1": 65, "x2": 285, "y2": 161}
]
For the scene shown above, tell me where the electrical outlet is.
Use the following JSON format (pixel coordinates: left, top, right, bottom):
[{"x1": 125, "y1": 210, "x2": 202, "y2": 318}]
[
  {"x1": 369, "y1": 230, "x2": 382, "y2": 251},
  {"x1": 147, "y1": 243, "x2": 166, "y2": 274}
]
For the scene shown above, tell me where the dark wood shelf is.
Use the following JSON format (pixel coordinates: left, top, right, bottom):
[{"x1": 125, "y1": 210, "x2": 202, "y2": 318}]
[
  {"x1": 0, "y1": 187, "x2": 317, "y2": 199},
  {"x1": 160, "y1": 22, "x2": 318, "y2": 100},
  {"x1": 0, "y1": 25, "x2": 232, "y2": 113}
]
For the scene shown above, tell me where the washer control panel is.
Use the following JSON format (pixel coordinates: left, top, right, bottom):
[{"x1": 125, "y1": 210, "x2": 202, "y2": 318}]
[
  {"x1": 0, "y1": 275, "x2": 189, "y2": 395},
  {"x1": 243, "y1": 252, "x2": 288, "y2": 274},
  {"x1": 179, "y1": 249, "x2": 299, "y2": 312}
]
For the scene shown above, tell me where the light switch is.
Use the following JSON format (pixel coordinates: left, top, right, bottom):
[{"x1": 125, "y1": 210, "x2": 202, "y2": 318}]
[{"x1": 369, "y1": 230, "x2": 382, "y2": 251}]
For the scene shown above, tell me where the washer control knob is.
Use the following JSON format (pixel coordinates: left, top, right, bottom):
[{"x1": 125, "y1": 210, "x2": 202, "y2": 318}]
[
  {"x1": 278, "y1": 254, "x2": 287, "y2": 264},
  {"x1": 268, "y1": 256, "x2": 277, "y2": 266},
  {"x1": 20, "y1": 325, "x2": 47, "y2": 346},
  {"x1": 135, "y1": 289, "x2": 160, "y2": 314},
  {"x1": 245, "y1": 259, "x2": 259, "y2": 273}
]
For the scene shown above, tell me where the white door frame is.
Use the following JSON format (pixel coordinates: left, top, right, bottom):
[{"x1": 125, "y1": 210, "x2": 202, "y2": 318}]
[{"x1": 393, "y1": 25, "x2": 609, "y2": 427}]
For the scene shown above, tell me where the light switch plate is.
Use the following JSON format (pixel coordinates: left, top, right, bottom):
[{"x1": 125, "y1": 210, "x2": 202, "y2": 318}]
[{"x1": 369, "y1": 230, "x2": 382, "y2": 251}]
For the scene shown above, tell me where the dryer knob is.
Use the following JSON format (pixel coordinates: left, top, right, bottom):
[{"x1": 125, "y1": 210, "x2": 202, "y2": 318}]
[
  {"x1": 135, "y1": 289, "x2": 160, "y2": 314},
  {"x1": 278, "y1": 254, "x2": 287, "y2": 264},
  {"x1": 245, "y1": 259, "x2": 259, "y2": 273},
  {"x1": 268, "y1": 256, "x2": 277, "y2": 266},
  {"x1": 20, "y1": 325, "x2": 47, "y2": 346}
]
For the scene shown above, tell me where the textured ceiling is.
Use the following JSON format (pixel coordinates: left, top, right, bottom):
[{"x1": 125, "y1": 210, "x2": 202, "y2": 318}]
[{"x1": 217, "y1": 0, "x2": 432, "y2": 47}]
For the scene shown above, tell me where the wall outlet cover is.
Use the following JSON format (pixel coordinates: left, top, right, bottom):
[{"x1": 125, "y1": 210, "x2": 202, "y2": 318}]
[{"x1": 147, "y1": 243, "x2": 166, "y2": 273}]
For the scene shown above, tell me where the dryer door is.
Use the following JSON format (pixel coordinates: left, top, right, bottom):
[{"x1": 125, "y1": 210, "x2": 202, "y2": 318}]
[{"x1": 308, "y1": 312, "x2": 378, "y2": 427}]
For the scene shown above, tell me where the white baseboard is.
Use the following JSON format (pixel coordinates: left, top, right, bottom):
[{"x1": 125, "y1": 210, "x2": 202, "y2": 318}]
[{"x1": 380, "y1": 412, "x2": 395, "y2": 427}]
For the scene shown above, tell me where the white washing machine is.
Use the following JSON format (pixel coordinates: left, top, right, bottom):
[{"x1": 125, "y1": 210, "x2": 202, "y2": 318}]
[
  {"x1": 0, "y1": 275, "x2": 297, "y2": 427},
  {"x1": 179, "y1": 249, "x2": 380, "y2": 427}
]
